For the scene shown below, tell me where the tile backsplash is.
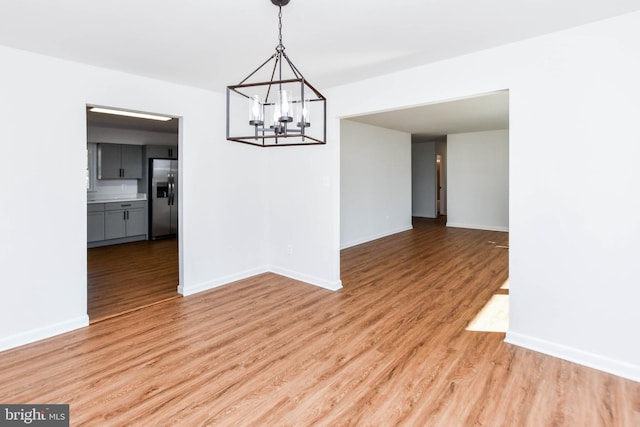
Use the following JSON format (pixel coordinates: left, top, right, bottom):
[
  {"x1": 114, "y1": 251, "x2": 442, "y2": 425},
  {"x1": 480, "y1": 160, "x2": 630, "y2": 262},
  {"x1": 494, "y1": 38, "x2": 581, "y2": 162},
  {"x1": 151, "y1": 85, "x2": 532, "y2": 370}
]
[{"x1": 89, "y1": 179, "x2": 139, "y2": 198}]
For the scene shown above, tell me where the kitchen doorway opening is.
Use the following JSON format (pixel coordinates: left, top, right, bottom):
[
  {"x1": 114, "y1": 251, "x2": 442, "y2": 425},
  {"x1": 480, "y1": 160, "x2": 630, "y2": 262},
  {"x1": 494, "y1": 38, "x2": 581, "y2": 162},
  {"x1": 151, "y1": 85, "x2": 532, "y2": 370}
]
[{"x1": 86, "y1": 106, "x2": 181, "y2": 323}]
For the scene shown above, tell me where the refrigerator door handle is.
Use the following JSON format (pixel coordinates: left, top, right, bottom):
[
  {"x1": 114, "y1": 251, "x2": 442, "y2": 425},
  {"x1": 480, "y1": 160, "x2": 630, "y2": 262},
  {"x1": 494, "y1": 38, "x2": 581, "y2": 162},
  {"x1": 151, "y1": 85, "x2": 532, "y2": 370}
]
[
  {"x1": 172, "y1": 173, "x2": 176, "y2": 206},
  {"x1": 169, "y1": 173, "x2": 175, "y2": 206}
]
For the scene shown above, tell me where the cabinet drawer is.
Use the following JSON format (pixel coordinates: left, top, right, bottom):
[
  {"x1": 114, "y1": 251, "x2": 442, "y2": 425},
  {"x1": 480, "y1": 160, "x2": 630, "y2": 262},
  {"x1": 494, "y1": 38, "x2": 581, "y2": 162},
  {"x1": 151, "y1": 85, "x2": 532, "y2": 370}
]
[
  {"x1": 87, "y1": 203, "x2": 105, "y2": 212},
  {"x1": 105, "y1": 200, "x2": 146, "y2": 211}
]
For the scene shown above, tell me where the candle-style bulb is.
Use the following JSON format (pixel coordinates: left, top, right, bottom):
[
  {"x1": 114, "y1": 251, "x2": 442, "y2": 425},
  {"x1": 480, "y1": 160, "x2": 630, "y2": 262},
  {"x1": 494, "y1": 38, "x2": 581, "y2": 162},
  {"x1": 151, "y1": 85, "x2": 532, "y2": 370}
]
[
  {"x1": 249, "y1": 95, "x2": 264, "y2": 126},
  {"x1": 276, "y1": 90, "x2": 293, "y2": 123},
  {"x1": 297, "y1": 100, "x2": 310, "y2": 128}
]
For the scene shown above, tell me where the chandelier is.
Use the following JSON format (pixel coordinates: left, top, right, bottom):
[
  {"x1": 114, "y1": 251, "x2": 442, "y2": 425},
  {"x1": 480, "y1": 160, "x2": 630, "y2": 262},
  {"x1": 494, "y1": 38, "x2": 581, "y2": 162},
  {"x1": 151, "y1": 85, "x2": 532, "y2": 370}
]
[{"x1": 226, "y1": 0, "x2": 326, "y2": 147}]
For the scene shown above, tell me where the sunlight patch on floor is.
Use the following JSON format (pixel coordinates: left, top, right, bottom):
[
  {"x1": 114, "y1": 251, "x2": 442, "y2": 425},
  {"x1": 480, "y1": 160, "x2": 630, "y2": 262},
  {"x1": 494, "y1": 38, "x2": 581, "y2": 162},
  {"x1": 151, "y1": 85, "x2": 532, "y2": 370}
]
[
  {"x1": 466, "y1": 294, "x2": 509, "y2": 333},
  {"x1": 500, "y1": 278, "x2": 509, "y2": 290}
]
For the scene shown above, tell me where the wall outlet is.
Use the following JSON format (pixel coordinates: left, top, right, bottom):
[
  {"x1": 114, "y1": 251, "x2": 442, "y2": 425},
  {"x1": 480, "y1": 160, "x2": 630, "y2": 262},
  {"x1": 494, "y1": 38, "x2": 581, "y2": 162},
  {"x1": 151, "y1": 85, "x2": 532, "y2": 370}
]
[{"x1": 287, "y1": 244, "x2": 293, "y2": 255}]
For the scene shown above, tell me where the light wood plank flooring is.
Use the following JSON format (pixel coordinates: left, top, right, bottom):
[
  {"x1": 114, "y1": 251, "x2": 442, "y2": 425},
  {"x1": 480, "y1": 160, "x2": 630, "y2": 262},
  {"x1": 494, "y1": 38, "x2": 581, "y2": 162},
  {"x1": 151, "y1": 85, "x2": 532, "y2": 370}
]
[
  {"x1": 1, "y1": 219, "x2": 639, "y2": 425},
  {"x1": 88, "y1": 238, "x2": 180, "y2": 323}
]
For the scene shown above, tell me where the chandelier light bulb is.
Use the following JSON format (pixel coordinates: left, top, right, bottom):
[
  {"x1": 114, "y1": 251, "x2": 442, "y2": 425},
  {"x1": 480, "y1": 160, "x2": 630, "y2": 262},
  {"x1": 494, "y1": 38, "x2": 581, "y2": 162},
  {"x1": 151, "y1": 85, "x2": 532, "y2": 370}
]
[
  {"x1": 297, "y1": 101, "x2": 310, "y2": 128},
  {"x1": 277, "y1": 90, "x2": 293, "y2": 122},
  {"x1": 249, "y1": 95, "x2": 264, "y2": 125}
]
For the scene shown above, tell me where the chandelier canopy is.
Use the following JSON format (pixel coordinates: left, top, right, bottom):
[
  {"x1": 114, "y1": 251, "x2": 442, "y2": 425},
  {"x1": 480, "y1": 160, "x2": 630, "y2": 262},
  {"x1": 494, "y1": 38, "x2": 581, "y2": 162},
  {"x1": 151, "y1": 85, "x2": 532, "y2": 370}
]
[{"x1": 226, "y1": 0, "x2": 326, "y2": 147}]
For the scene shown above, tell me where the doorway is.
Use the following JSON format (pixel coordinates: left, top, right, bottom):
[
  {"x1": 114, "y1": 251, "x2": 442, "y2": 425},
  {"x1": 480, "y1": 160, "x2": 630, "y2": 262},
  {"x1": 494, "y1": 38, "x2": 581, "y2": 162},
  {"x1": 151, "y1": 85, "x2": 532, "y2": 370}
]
[
  {"x1": 436, "y1": 154, "x2": 443, "y2": 216},
  {"x1": 86, "y1": 106, "x2": 181, "y2": 323}
]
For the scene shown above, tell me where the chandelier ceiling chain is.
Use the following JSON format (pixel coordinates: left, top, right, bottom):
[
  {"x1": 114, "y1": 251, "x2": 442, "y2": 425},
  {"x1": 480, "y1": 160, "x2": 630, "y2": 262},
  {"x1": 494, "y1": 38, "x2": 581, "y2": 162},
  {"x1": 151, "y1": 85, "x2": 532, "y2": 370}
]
[
  {"x1": 277, "y1": 6, "x2": 284, "y2": 52},
  {"x1": 225, "y1": 0, "x2": 327, "y2": 147}
]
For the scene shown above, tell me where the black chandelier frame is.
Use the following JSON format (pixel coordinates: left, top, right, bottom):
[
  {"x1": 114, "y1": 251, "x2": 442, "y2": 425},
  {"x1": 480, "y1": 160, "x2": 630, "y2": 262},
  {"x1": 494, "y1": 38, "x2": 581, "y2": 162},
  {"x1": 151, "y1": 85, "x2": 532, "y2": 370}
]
[{"x1": 226, "y1": 0, "x2": 327, "y2": 147}]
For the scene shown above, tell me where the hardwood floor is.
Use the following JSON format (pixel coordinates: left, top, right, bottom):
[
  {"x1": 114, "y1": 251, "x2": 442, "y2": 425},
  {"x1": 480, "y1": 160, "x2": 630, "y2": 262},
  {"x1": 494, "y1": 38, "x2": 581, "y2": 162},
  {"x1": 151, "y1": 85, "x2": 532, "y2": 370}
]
[
  {"x1": 88, "y1": 238, "x2": 180, "y2": 323},
  {"x1": 1, "y1": 219, "x2": 639, "y2": 426}
]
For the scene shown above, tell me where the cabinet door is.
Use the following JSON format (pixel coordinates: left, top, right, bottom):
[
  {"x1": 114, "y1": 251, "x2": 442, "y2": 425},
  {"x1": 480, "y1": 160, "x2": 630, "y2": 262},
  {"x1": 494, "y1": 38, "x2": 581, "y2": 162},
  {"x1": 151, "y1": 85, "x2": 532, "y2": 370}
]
[
  {"x1": 126, "y1": 207, "x2": 146, "y2": 237},
  {"x1": 98, "y1": 144, "x2": 122, "y2": 179},
  {"x1": 104, "y1": 210, "x2": 127, "y2": 240},
  {"x1": 87, "y1": 211, "x2": 105, "y2": 242},
  {"x1": 121, "y1": 145, "x2": 143, "y2": 179},
  {"x1": 146, "y1": 145, "x2": 178, "y2": 159}
]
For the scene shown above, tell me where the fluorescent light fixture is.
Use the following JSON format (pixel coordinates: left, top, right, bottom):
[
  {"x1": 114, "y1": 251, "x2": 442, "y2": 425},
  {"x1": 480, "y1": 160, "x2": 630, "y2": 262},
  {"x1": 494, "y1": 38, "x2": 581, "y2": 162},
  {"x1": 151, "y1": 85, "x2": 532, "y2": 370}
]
[{"x1": 89, "y1": 107, "x2": 172, "y2": 121}]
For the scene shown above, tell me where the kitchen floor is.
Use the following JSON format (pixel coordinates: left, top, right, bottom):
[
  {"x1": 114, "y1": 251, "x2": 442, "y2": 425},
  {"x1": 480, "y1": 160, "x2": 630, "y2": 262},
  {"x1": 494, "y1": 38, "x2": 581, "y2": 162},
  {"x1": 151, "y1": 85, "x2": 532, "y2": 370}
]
[{"x1": 87, "y1": 238, "x2": 180, "y2": 323}]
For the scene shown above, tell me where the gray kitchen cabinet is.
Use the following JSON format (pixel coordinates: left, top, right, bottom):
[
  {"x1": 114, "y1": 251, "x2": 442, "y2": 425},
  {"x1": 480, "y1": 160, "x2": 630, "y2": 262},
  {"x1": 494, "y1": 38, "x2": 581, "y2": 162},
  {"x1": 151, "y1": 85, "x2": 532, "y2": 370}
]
[
  {"x1": 87, "y1": 203, "x2": 105, "y2": 242},
  {"x1": 88, "y1": 200, "x2": 147, "y2": 247},
  {"x1": 104, "y1": 209, "x2": 127, "y2": 240},
  {"x1": 104, "y1": 201, "x2": 146, "y2": 240},
  {"x1": 98, "y1": 144, "x2": 143, "y2": 179},
  {"x1": 121, "y1": 145, "x2": 143, "y2": 178},
  {"x1": 125, "y1": 207, "x2": 146, "y2": 236},
  {"x1": 146, "y1": 145, "x2": 178, "y2": 159},
  {"x1": 97, "y1": 144, "x2": 121, "y2": 179}
]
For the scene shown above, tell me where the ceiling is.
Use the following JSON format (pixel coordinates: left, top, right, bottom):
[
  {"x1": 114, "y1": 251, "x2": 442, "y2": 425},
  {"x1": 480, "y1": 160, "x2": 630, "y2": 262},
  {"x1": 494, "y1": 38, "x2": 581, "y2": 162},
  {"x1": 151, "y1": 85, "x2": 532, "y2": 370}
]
[
  {"x1": 347, "y1": 90, "x2": 509, "y2": 140},
  {"x1": 2, "y1": 1, "x2": 638, "y2": 137},
  {"x1": 1, "y1": 1, "x2": 638, "y2": 92}
]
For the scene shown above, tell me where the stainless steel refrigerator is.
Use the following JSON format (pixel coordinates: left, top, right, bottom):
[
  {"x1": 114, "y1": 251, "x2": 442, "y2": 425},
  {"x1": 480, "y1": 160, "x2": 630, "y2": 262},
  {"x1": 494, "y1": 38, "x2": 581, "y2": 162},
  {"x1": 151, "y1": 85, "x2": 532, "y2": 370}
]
[{"x1": 149, "y1": 159, "x2": 178, "y2": 239}]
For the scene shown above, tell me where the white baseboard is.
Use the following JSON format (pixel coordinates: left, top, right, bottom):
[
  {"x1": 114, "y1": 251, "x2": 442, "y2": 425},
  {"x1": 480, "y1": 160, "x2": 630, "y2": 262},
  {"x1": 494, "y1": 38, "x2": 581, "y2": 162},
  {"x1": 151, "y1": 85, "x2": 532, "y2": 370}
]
[
  {"x1": 446, "y1": 222, "x2": 509, "y2": 232},
  {"x1": 505, "y1": 331, "x2": 640, "y2": 383},
  {"x1": 179, "y1": 264, "x2": 342, "y2": 296},
  {"x1": 341, "y1": 224, "x2": 414, "y2": 249},
  {"x1": 178, "y1": 266, "x2": 269, "y2": 296},
  {"x1": 0, "y1": 315, "x2": 89, "y2": 353},
  {"x1": 3, "y1": 266, "x2": 340, "y2": 353},
  {"x1": 268, "y1": 265, "x2": 343, "y2": 291}
]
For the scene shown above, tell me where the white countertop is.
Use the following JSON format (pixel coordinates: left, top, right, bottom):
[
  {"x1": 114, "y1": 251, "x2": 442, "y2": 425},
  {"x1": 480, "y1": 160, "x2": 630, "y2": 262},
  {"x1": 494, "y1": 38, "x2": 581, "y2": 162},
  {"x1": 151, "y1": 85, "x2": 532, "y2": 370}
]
[{"x1": 87, "y1": 194, "x2": 147, "y2": 204}]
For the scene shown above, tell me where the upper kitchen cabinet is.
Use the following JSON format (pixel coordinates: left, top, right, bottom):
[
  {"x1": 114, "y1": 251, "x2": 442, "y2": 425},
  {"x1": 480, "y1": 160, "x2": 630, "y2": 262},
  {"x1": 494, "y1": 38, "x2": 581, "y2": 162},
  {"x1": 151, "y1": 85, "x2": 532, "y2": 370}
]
[
  {"x1": 146, "y1": 145, "x2": 178, "y2": 159},
  {"x1": 120, "y1": 145, "x2": 143, "y2": 178},
  {"x1": 98, "y1": 143, "x2": 143, "y2": 179},
  {"x1": 97, "y1": 144, "x2": 121, "y2": 178}
]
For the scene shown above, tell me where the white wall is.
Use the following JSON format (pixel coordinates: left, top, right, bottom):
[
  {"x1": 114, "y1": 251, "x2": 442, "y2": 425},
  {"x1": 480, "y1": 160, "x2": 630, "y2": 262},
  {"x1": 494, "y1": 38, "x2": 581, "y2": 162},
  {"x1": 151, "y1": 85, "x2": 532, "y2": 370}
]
[
  {"x1": 265, "y1": 145, "x2": 341, "y2": 290},
  {"x1": 447, "y1": 130, "x2": 509, "y2": 231},
  {"x1": 340, "y1": 120, "x2": 412, "y2": 249},
  {"x1": 411, "y1": 142, "x2": 437, "y2": 218},
  {"x1": 327, "y1": 11, "x2": 640, "y2": 381},
  {"x1": 0, "y1": 45, "x2": 267, "y2": 350},
  {"x1": 0, "y1": 41, "x2": 341, "y2": 351}
]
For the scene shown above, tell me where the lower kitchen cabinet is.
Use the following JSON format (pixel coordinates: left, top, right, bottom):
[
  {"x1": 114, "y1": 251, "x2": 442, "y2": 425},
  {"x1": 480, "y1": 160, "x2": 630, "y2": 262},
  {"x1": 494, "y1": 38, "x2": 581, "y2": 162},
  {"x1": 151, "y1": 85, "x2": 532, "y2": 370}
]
[
  {"x1": 104, "y1": 201, "x2": 146, "y2": 240},
  {"x1": 88, "y1": 200, "x2": 147, "y2": 247},
  {"x1": 87, "y1": 204, "x2": 105, "y2": 242},
  {"x1": 125, "y1": 207, "x2": 146, "y2": 236},
  {"x1": 104, "y1": 210, "x2": 126, "y2": 240}
]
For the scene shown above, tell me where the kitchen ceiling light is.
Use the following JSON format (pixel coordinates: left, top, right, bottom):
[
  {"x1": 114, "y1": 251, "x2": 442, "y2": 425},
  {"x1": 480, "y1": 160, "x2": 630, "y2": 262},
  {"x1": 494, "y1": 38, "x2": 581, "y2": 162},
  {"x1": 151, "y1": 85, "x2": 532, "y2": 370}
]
[
  {"x1": 89, "y1": 107, "x2": 173, "y2": 122},
  {"x1": 226, "y1": 0, "x2": 326, "y2": 147}
]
